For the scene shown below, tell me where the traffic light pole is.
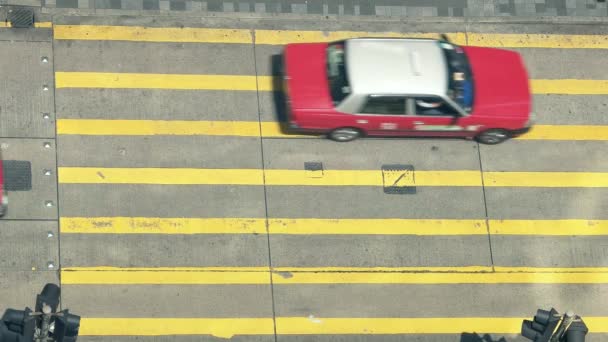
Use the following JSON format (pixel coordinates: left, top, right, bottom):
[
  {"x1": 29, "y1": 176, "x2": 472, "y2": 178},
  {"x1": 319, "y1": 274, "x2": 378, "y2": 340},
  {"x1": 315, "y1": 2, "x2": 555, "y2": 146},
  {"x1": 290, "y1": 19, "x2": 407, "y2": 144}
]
[
  {"x1": 521, "y1": 307, "x2": 589, "y2": 342},
  {"x1": 0, "y1": 284, "x2": 80, "y2": 342}
]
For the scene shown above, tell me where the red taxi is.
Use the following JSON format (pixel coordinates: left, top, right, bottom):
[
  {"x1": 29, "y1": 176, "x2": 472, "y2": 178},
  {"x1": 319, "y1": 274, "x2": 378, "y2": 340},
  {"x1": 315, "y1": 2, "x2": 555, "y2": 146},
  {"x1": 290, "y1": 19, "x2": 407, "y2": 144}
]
[{"x1": 281, "y1": 36, "x2": 533, "y2": 144}]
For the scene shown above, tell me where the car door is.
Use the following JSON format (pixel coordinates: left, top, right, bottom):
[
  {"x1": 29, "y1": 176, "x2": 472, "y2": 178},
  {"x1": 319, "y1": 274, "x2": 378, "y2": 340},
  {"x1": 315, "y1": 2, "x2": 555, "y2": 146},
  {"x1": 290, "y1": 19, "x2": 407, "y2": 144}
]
[
  {"x1": 354, "y1": 95, "x2": 410, "y2": 136},
  {"x1": 404, "y1": 95, "x2": 471, "y2": 137}
]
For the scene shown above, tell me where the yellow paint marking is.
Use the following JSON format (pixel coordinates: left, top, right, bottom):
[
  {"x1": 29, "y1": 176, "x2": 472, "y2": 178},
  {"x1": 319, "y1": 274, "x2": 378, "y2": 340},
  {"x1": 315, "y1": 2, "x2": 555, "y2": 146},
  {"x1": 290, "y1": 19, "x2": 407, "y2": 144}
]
[
  {"x1": 531, "y1": 79, "x2": 608, "y2": 94},
  {"x1": 263, "y1": 170, "x2": 482, "y2": 186},
  {"x1": 484, "y1": 171, "x2": 608, "y2": 187},
  {"x1": 79, "y1": 318, "x2": 274, "y2": 337},
  {"x1": 268, "y1": 218, "x2": 488, "y2": 235},
  {"x1": 55, "y1": 72, "x2": 274, "y2": 91},
  {"x1": 61, "y1": 267, "x2": 270, "y2": 285},
  {"x1": 60, "y1": 217, "x2": 267, "y2": 234},
  {"x1": 254, "y1": 30, "x2": 467, "y2": 45},
  {"x1": 53, "y1": 25, "x2": 608, "y2": 49},
  {"x1": 57, "y1": 119, "x2": 262, "y2": 136},
  {"x1": 517, "y1": 125, "x2": 608, "y2": 141},
  {"x1": 56, "y1": 119, "x2": 608, "y2": 141},
  {"x1": 60, "y1": 217, "x2": 608, "y2": 236},
  {"x1": 54, "y1": 25, "x2": 252, "y2": 43},
  {"x1": 490, "y1": 220, "x2": 608, "y2": 235},
  {"x1": 58, "y1": 167, "x2": 265, "y2": 185},
  {"x1": 278, "y1": 317, "x2": 608, "y2": 334},
  {"x1": 55, "y1": 72, "x2": 608, "y2": 95},
  {"x1": 77, "y1": 317, "x2": 608, "y2": 336},
  {"x1": 273, "y1": 270, "x2": 608, "y2": 284},
  {"x1": 61, "y1": 266, "x2": 608, "y2": 284},
  {"x1": 0, "y1": 22, "x2": 53, "y2": 28},
  {"x1": 58, "y1": 167, "x2": 608, "y2": 187}
]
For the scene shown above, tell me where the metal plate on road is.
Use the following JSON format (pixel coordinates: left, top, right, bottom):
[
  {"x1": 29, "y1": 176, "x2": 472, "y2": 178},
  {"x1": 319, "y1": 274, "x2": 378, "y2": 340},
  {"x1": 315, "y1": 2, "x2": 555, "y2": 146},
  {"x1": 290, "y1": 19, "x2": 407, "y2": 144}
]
[
  {"x1": 381, "y1": 164, "x2": 416, "y2": 195},
  {"x1": 304, "y1": 161, "x2": 324, "y2": 178},
  {"x1": 2, "y1": 160, "x2": 32, "y2": 191}
]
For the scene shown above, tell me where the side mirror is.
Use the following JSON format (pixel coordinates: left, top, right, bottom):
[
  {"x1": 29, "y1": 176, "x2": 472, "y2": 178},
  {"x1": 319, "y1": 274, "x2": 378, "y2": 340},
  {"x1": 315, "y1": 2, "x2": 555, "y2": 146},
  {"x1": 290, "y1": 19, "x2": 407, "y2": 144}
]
[{"x1": 440, "y1": 34, "x2": 450, "y2": 43}]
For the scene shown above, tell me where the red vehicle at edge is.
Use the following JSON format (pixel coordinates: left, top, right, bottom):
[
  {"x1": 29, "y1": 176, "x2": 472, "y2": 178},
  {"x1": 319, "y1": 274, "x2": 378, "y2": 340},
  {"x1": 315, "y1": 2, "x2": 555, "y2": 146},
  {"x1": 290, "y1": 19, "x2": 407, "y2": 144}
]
[{"x1": 281, "y1": 36, "x2": 533, "y2": 144}]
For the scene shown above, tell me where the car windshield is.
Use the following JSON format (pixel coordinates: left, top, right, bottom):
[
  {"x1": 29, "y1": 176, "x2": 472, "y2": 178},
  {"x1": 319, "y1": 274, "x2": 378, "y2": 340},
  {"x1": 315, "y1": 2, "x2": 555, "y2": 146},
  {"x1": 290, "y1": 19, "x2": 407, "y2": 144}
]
[
  {"x1": 439, "y1": 41, "x2": 474, "y2": 113},
  {"x1": 326, "y1": 41, "x2": 351, "y2": 106}
]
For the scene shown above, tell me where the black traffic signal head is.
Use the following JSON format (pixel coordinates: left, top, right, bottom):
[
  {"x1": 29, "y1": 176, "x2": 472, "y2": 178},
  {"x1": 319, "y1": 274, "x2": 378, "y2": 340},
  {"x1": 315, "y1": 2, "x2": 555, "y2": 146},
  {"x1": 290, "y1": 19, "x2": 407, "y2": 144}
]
[
  {"x1": 53, "y1": 309, "x2": 81, "y2": 342},
  {"x1": 521, "y1": 308, "x2": 561, "y2": 342},
  {"x1": 36, "y1": 283, "x2": 61, "y2": 313}
]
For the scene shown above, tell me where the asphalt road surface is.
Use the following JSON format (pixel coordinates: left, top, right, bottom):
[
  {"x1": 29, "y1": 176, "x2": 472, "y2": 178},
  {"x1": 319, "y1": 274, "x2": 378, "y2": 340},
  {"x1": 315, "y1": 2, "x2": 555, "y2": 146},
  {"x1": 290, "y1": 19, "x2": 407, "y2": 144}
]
[{"x1": 0, "y1": 12, "x2": 607, "y2": 342}]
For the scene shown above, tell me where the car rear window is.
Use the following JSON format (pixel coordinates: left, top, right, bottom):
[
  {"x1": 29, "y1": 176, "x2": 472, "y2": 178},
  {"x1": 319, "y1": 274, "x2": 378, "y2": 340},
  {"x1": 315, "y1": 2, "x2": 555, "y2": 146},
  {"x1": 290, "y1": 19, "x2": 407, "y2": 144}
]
[{"x1": 326, "y1": 41, "x2": 351, "y2": 106}]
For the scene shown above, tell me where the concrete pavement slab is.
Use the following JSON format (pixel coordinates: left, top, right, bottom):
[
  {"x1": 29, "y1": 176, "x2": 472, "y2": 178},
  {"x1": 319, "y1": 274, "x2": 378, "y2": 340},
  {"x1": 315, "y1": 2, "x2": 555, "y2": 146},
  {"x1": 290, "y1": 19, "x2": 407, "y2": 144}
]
[
  {"x1": 465, "y1": 21, "x2": 608, "y2": 36},
  {"x1": 515, "y1": 48, "x2": 608, "y2": 80},
  {"x1": 0, "y1": 138, "x2": 57, "y2": 220},
  {"x1": 265, "y1": 186, "x2": 486, "y2": 219},
  {"x1": 0, "y1": 40, "x2": 54, "y2": 138},
  {"x1": 269, "y1": 235, "x2": 492, "y2": 267},
  {"x1": 485, "y1": 188, "x2": 608, "y2": 219},
  {"x1": 262, "y1": 139, "x2": 480, "y2": 171},
  {"x1": 276, "y1": 334, "x2": 607, "y2": 342},
  {"x1": 480, "y1": 141, "x2": 608, "y2": 172},
  {"x1": 0, "y1": 220, "x2": 58, "y2": 271},
  {"x1": 56, "y1": 89, "x2": 260, "y2": 121},
  {"x1": 531, "y1": 95, "x2": 608, "y2": 125},
  {"x1": 62, "y1": 284, "x2": 273, "y2": 317},
  {"x1": 0, "y1": 28, "x2": 52, "y2": 43},
  {"x1": 54, "y1": 40, "x2": 256, "y2": 75},
  {"x1": 272, "y1": 284, "x2": 608, "y2": 317},
  {"x1": 0, "y1": 271, "x2": 59, "y2": 314},
  {"x1": 77, "y1": 337, "x2": 273, "y2": 342},
  {"x1": 492, "y1": 235, "x2": 608, "y2": 267},
  {"x1": 57, "y1": 136, "x2": 263, "y2": 169},
  {"x1": 59, "y1": 184, "x2": 266, "y2": 217},
  {"x1": 61, "y1": 233, "x2": 269, "y2": 267}
]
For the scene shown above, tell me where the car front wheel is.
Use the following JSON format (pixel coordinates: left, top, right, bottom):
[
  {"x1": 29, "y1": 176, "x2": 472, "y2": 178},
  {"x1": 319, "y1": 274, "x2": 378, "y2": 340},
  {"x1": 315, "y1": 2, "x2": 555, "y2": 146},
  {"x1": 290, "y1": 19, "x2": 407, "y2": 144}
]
[
  {"x1": 328, "y1": 128, "x2": 362, "y2": 142},
  {"x1": 475, "y1": 129, "x2": 510, "y2": 145}
]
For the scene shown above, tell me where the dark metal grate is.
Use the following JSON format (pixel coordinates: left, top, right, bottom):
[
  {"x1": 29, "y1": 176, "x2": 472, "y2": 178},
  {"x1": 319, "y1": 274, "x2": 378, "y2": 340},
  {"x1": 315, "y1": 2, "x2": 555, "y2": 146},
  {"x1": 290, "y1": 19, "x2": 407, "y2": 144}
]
[
  {"x1": 2, "y1": 160, "x2": 32, "y2": 191},
  {"x1": 381, "y1": 164, "x2": 416, "y2": 195},
  {"x1": 8, "y1": 8, "x2": 35, "y2": 28},
  {"x1": 304, "y1": 162, "x2": 324, "y2": 178}
]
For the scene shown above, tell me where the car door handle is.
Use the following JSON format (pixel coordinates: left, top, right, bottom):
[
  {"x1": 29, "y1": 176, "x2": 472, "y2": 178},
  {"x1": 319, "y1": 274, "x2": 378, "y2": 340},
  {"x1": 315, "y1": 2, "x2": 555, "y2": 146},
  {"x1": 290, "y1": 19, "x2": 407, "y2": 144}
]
[{"x1": 413, "y1": 121, "x2": 424, "y2": 125}]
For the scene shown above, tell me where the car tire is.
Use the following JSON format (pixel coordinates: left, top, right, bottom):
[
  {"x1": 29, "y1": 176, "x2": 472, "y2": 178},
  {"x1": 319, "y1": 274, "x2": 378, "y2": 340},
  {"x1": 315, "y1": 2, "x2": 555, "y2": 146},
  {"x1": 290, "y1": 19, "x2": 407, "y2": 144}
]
[
  {"x1": 328, "y1": 128, "x2": 362, "y2": 142},
  {"x1": 475, "y1": 129, "x2": 510, "y2": 145}
]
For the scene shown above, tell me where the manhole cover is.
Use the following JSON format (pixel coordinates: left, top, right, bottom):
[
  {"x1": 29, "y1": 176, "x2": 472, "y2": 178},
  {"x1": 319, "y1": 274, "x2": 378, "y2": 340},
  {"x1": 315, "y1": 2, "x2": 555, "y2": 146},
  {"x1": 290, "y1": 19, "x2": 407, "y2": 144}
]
[
  {"x1": 8, "y1": 8, "x2": 35, "y2": 29},
  {"x1": 381, "y1": 164, "x2": 416, "y2": 195},
  {"x1": 3, "y1": 160, "x2": 32, "y2": 191}
]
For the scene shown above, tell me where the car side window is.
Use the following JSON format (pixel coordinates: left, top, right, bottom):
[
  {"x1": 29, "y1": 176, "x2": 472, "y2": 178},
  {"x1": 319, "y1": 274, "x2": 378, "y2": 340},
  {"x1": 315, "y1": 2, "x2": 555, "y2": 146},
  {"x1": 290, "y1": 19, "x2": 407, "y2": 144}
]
[
  {"x1": 359, "y1": 95, "x2": 406, "y2": 115},
  {"x1": 413, "y1": 96, "x2": 459, "y2": 116}
]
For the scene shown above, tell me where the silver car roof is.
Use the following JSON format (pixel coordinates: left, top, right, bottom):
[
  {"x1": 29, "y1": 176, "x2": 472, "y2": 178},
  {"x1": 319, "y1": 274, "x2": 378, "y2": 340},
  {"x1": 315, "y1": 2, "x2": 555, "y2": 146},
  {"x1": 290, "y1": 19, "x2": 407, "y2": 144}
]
[{"x1": 345, "y1": 38, "x2": 448, "y2": 96}]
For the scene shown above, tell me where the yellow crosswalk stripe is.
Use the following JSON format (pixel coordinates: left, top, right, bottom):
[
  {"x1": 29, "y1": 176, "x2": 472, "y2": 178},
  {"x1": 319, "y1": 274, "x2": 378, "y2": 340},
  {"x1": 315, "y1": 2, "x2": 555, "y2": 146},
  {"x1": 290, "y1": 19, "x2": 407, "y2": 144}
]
[
  {"x1": 0, "y1": 22, "x2": 53, "y2": 28},
  {"x1": 56, "y1": 119, "x2": 608, "y2": 141},
  {"x1": 77, "y1": 317, "x2": 608, "y2": 336},
  {"x1": 53, "y1": 24, "x2": 608, "y2": 49},
  {"x1": 54, "y1": 25, "x2": 252, "y2": 43},
  {"x1": 61, "y1": 266, "x2": 608, "y2": 285},
  {"x1": 59, "y1": 217, "x2": 608, "y2": 236},
  {"x1": 57, "y1": 167, "x2": 608, "y2": 187},
  {"x1": 531, "y1": 79, "x2": 608, "y2": 94},
  {"x1": 79, "y1": 318, "x2": 274, "y2": 338},
  {"x1": 55, "y1": 72, "x2": 274, "y2": 91},
  {"x1": 55, "y1": 72, "x2": 608, "y2": 95}
]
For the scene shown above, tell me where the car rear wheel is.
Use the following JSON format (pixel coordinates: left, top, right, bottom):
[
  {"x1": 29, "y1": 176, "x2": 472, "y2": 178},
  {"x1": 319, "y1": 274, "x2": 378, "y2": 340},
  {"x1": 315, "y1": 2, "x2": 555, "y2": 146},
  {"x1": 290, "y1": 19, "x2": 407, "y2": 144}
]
[
  {"x1": 328, "y1": 128, "x2": 362, "y2": 142},
  {"x1": 475, "y1": 129, "x2": 510, "y2": 145}
]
